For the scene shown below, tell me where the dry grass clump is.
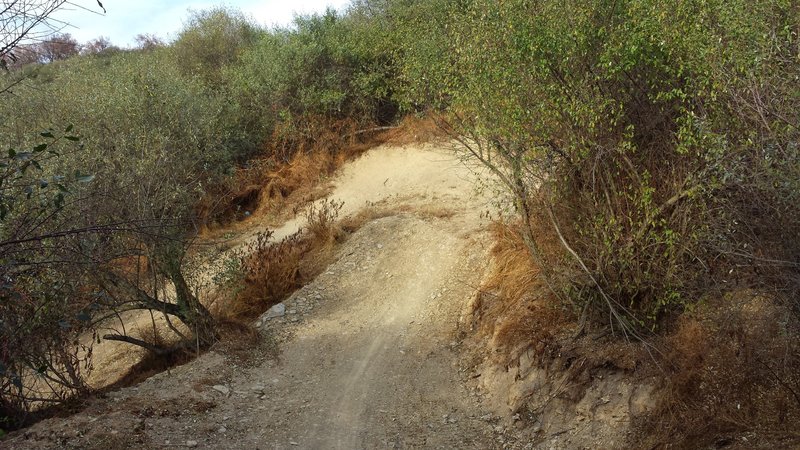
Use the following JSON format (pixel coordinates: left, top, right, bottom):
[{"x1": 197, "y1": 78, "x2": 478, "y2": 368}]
[
  {"x1": 107, "y1": 349, "x2": 195, "y2": 393},
  {"x1": 638, "y1": 293, "x2": 800, "y2": 448},
  {"x1": 470, "y1": 221, "x2": 576, "y2": 365},
  {"x1": 221, "y1": 199, "x2": 344, "y2": 321},
  {"x1": 201, "y1": 149, "x2": 339, "y2": 232},
  {"x1": 383, "y1": 114, "x2": 450, "y2": 146},
  {"x1": 210, "y1": 318, "x2": 264, "y2": 362}
]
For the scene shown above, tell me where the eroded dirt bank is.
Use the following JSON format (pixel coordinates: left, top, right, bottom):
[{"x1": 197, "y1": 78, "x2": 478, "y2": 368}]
[{"x1": 7, "y1": 144, "x2": 534, "y2": 449}]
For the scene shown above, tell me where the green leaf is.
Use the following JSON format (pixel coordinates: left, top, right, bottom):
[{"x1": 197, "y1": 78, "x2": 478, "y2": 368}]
[
  {"x1": 64, "y1": 135, "x2": 80, "y2": 142},
  {"x1": 33, "y1": 143, "x2": 48, "y2": 153},
  {"x1": 65, "y1": 124, "x2": 74, "y2": 133},
  {"x1": 40, "y1": 131, "x2": 55, "y2": 139}
]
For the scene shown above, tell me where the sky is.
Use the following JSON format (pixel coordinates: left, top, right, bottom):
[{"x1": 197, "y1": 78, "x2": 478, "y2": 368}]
[{"x1": 49, "y1": 0, "x2": 353, "y2": 47}]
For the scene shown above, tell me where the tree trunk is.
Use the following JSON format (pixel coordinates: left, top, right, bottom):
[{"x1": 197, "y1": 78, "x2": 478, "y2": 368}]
[
  {"x1": 165, "y1": 265, "x2": 218, "y2": 348},
  {"x1": 95, "y1": 267, "x2": 218, "y2": 351}
]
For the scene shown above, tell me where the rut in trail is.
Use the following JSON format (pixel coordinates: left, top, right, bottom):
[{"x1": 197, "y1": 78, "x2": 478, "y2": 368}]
[{"x1": 7, "y1": 143, "x2": 513, "y2": 450}]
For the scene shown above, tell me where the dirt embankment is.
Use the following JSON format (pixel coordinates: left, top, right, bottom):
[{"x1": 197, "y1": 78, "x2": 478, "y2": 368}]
[
  {"x1": 6, "y1": 142, "x2": 659, "y2": 449},
  {"x1": 6, "y1": 143, "x2": 522, "y2": 449}
]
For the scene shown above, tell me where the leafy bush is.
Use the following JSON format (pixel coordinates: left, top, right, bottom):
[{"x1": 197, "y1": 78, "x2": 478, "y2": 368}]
[
  {"x1": 401, "y1": 0, "x2": 800, "y2": 330},
  {"x1": 172, "y1": 7, "x2": 261, "y2": 88},
  {"x1": 228, "y1": 6, "x2": 401, "y2": 151},
  {"x1": 0, "y1": 46, "x2": 236, "y2": 424}
]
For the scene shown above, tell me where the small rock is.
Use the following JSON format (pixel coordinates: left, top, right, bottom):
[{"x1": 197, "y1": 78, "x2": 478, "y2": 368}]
[
  {"x1": 480, "y1": 413, "x2": 494, "y2": 421},
  {"x1": 186, "y1": 440, "x2": 198, "y2": 448},
  {"x1": 217, "y1": 426, "x2": 227, "y2": 433},
  {"x1": 265, "y1": 303, "x2": 286, "y2": 319},
  {"x1": 212, "y1": 385, "x2": 230, "y2": 395},
  {"x1": 377, "y1": 244, "x2": 384, "y2": 249}
]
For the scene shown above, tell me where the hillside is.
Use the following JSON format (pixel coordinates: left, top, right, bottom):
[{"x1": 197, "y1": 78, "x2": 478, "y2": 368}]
[{"x1": 2, "y1": 1, "x2": 799, "y2": 448}]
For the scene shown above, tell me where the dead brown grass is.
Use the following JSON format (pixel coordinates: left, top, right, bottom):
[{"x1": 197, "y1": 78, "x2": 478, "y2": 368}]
[
  {"x1": 470, "y1": 221, "x2": 576, "y2": 365},
  {"x1": 382, "y1": 114, "x2": 450, "y2": 146},
  {"x1": 210, "y1": 318, "x2": 264, "y2": 362},
  {"x1": 198, "y1": 114, "x2": 448, "y2": 236},
  {"x1": 217, "y1": 199, "x2": 345, "y2": 322},
  {"x1": 105, "y1": 348, "x2": 196, "y2": 393},
  {"x1": 638, "y1": 292, "x2": 800, "y2": 449}
]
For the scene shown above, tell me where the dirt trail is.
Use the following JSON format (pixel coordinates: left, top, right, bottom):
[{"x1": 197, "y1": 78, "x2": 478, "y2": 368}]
[{"x1": 7, "y1": 143, "x2": 518, "y2": 449}]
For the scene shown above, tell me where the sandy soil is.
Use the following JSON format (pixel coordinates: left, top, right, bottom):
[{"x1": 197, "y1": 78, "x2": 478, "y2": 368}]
[{"x1": 6, "y1": 143, "x2": 529, "y2": 449}]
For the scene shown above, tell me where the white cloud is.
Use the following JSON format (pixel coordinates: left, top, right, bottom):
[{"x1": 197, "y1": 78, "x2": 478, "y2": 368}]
[{"x1": 48, "y1": 0, "x2": 352, "y2": 47}]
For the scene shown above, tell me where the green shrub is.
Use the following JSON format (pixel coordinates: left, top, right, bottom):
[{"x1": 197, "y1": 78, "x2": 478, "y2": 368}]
[
  {"x1": 172, "y1": 7, "x2": 261, "y2": 88},
  {"x1": 413, "y1": 0, "x2": 800, "y2": 330},
  {"x1": 0, "y1": 47, "x2": 236, "y2": 424},
  {"x1": 228, "y1": 6, "x2": 402, "y2": 150}
]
